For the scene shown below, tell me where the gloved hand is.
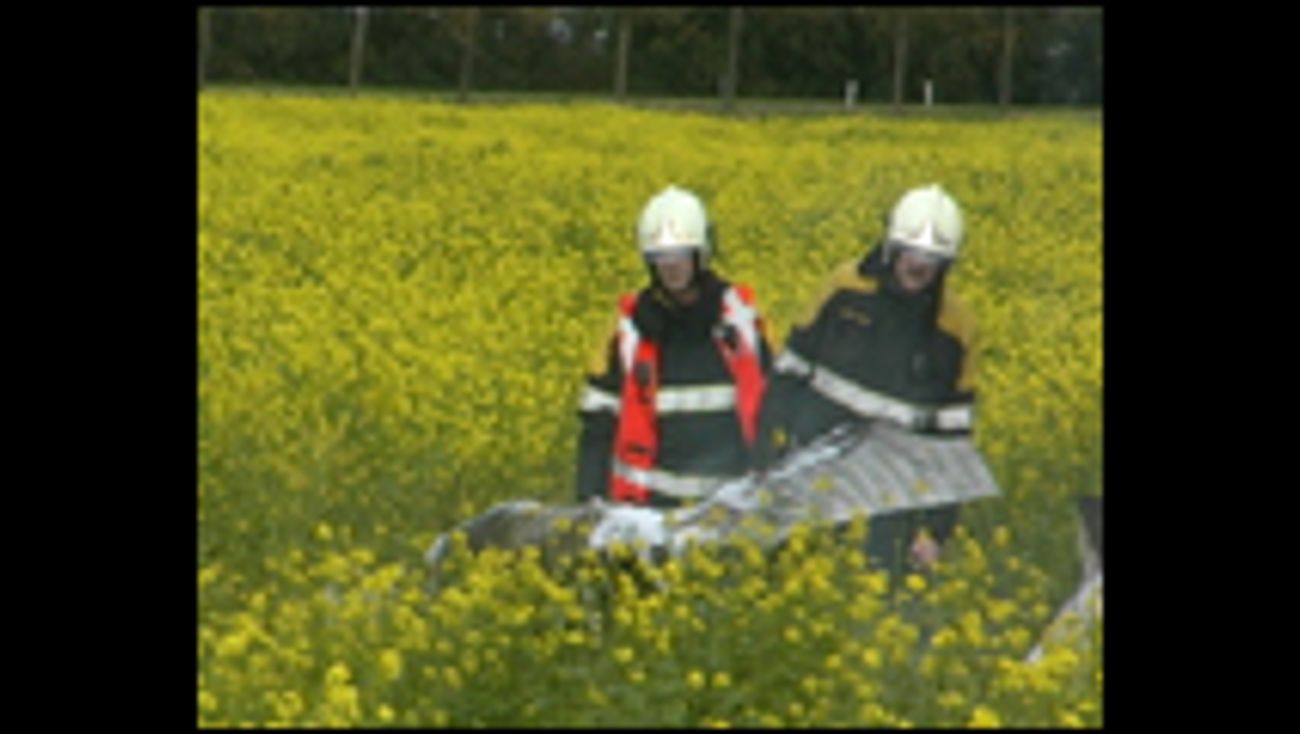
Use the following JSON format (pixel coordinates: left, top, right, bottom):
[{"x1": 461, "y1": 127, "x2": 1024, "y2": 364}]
[{"x1": 910, "y1": 530, "x2": 941, "y2": 569}]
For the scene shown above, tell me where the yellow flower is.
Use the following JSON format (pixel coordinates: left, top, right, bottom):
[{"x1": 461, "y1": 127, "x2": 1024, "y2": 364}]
[
  {"x1": 325, "y1": 684, "x2": 360, "y2": 722},
  {"x1": 1059, "y1": 709, "x2": 1085, "y2": 728},
  {"x1": 273, "y1": 691, "x2": 304, "y2": 720},
  {"x1": 215, "y1": 631, "x2": 250, "y2": 658},
  {"x1": 905, "y1": 574, "x2": 927, "y2": 593},
  {"x1": 443, "y1": 665, "x2": 463, "y2": 690},
  {"x1": 314, "y1": 522, "x2": 333, "y2": 542},
  {"x1": 376, "y1": 704, "x2": 395, "y2": 723},
  {"x1": 712, "y1": 671, "x2": 732, "y2": 688},
  {"x1": 613, "y1": 606, "x2": 634, "y2": 627},
  {"x1": 198, "y1": 690, "x2": 218, "y2": 713},
  {"x1": 378, "y1": 648, "x2": 403, "y2": 681},
  {"x1": 931, "y1": 627, "x2": 958, "y2": 649},
  {"x1": 325, "y1": 662, "x2": 352, "y2": 687},
  {"x1": 800, "y1": 675, "x2": 819, "y2": 696},
  {"x1": 937, "y1": 691, "x2": 965, "y2": 709},
  {"x1": 861, "y1": 648, "x2": 882, "y2": 669},
  {"x1": 783, "y1": 626, "x2": 803, "y2": 644},
  {"x1": 859, "y1": 703, "x2": 888, "y2": 725},
  {"x1": 612, "y1": 646, "x2": 634, "y2": 664},
  {"x1": 960, "y1": 610, "x2": 986, "y2": 646},
  {"x1": 198, "y1": 564, "x2": 221, "y2": 588},
  {"x1": 993, "y1": 525, "x2": 1011, "y2": 548},
  {"x1": 687, "y1": 669, "x2": 706, "y2": 690},
  {"x1": 968, "y1": 705, "x2": 1002, "y2": 728}
]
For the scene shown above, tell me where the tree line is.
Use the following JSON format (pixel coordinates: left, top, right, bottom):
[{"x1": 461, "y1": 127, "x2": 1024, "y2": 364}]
[{"x1": 198, "y1": 7, "x2": 1102, "y2": 106}]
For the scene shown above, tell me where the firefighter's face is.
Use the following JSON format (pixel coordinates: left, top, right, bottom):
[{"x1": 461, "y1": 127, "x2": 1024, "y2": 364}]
[
  {"x1": 651, "y1": 249, "x2": 696, "y2": 293},
  {"x1": 893, "y1": 247, "x2": 944, "y2": 293}
]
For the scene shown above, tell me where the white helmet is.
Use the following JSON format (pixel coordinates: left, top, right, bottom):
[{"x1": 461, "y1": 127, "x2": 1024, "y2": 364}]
[
  {"x1": 886, "y1": 184, "x2": 964, "y2": 261},
  {"x1": 636, "y1": 185, "x2": 713, "y2": 264}
]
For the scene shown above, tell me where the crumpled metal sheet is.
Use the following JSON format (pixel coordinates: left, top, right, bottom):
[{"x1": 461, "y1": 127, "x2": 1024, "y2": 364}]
[
  {"x1": 666, "y1": 422, "x2": 1002, "y2": 552},
  {"x1": 424, "y1": 422, "x2": 1003, "y2": 579},
  {"x1": 1025, "y1": 571, "x2": 1103, "y2": 664}
]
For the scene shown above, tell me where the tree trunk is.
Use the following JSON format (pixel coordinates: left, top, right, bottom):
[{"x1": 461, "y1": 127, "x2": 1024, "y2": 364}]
[
  {"x1": 349, "y1": 7, "x2": 370, "y2": 89},
  {"x1": 199, "y1": 7, "x2": 212, "y2": 90},
  {"x1": 458, "y1": 8, "x2": 480, "y2": 103},
  {"x1": 998, "y1": 7, "x2": 1015, "y2": 106},
  {"x1": 722, "y1": 6, "x2": 743, "y2": 112},
  {"x1": 614, "y1": 12, "x2": 631, "y2": 101},
  {"x1": 893, "y1": 10, "x2": 909, "y2": 108}
]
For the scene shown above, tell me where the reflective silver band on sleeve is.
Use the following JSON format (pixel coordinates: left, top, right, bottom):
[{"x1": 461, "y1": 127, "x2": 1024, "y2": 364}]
[
  {"x1": 774, "y1": 348, "x2": 814, "y2": 378},
  {"x1": 804, "y1": 363, "x2": 975, "y2": 433},
  {"x1": 657, "y1": 385, "x2": 736, "y2": 413},
  {"x1": 611, "y1": 459, "x2": 729, "y2": 500},
  {"x1": 935, "y1": 403, "x2": 974, "y2": 431},
  {"x1": 581, "y1": 385, "x2": 739, "y2": 415},
  {"x1": 808, "y1": 366, "x2": 922, "y2": 428},
  {"x1": 579, "y1": 386, "x2": 621, "y2": 414}
]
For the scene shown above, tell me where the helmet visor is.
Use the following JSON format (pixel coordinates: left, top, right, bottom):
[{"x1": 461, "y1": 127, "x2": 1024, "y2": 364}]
[
  {"x1": 888, "y1": 241, "x2": 952, "y2": 266},
  {"x1": 644, "y1": 246, "x2": 700, "y2": 263}
]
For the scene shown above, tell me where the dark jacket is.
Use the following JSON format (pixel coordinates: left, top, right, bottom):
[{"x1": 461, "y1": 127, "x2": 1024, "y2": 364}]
[
  {"x1": 757, "y1": 245, "x2": 979, "y2": 563},
  {"x1": 575, "y1": 270, "x2": 774, "y2": 508}
]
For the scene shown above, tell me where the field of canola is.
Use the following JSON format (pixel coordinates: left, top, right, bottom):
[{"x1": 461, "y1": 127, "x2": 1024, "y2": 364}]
[{"x1": 198, "y1": 90, "x2": 1102, "y2": 727}]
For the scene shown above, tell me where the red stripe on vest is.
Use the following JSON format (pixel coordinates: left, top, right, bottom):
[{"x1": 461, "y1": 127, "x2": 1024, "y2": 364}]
[{"x1": 611, "y1": 294, "x2": 657, "y2": 504}]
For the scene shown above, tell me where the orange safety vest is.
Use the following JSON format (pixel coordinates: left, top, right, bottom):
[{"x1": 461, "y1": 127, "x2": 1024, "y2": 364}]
[{"x1": 609, "y1": 285, "x2": 768, "y2": 504}]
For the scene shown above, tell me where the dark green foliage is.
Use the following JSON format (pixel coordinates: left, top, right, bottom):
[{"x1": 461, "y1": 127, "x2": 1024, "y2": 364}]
[{"x1": 200, "y1": 7, "x2": 1102, "y2": 105}]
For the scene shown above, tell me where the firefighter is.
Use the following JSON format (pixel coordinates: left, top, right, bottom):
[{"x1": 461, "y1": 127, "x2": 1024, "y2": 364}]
[
  {"x1": 575, "y1": 185, "x2": 773, "y2": 508},
  {"x1": 756, "y1": 184, "x2": 979, "y2": 577}
]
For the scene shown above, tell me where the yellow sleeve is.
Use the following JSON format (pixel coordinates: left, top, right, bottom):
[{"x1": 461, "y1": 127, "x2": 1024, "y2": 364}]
[
  {"x1": 585, "y1": 311, "x2": 622, "y2": 379},
  {"x1": 936, "y1": 290, "x2": 979, "y2": 393}
]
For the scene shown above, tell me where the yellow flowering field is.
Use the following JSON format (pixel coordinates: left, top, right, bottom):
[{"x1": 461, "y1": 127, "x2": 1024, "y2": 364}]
[{"x1": 198, "y1": 90, "x2": 1101, "y2": 727}]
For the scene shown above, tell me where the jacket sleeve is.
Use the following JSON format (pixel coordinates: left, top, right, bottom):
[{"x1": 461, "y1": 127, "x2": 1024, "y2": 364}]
[
  {"x1": 574, "y1": 319, "x2": 622, "y2": 503},
  {"x1": 929, "y1": 291, "x2": 980, "y2": 435},
  {"x1": 753, "y1": 305, "x2": 834, "y2": 471}
]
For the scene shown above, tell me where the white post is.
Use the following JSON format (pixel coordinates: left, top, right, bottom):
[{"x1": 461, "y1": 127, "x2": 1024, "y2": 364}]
[
  {"x1": 844, "y1": 79, "x2": 859, "y2": 109},
  {"x1": 924, "y1": 79, "x2": 933, "y2": 107},
  {"x1": 349, "y1": 6, "x2": 370, "y2": 89}
]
